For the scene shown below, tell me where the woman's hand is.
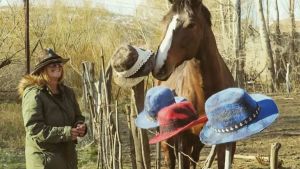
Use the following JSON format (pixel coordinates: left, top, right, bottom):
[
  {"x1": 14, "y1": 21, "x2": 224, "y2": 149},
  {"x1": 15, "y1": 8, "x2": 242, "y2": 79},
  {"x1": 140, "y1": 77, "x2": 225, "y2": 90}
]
[
  {"x1": 71, "y1": 128, "x2": 79, "y2": 141},
  {"x1": 76, "y1": 123, "x2": 87, "y2": 137}
]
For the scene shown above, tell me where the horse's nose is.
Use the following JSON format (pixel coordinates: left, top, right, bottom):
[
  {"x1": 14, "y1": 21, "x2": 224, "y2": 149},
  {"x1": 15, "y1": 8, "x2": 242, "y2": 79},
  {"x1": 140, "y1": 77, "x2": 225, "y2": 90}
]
[{"x1": 155, "y1": 65, "x2": 169, "y2": 80}]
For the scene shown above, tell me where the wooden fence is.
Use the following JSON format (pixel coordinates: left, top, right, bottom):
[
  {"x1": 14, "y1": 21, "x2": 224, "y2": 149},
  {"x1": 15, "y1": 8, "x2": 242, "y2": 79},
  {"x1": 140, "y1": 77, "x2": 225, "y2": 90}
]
[{"x1": 81, "y1": 60, "x2": 282, "y2": 169}]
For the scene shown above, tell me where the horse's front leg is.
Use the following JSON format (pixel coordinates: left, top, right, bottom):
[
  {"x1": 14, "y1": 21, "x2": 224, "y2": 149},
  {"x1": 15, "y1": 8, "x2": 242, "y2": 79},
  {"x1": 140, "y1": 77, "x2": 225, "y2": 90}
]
[
  {"x1": 190, "y1": 135, "x2": 205, "y2": 169},
  {"x1": 162, "y1": 139, "x2": 176, "y2": 169},
  {"x1": 217, "y1": 142, "x2": 236, "y2": 169},
  {"x1": 180, "y1": 132, "x2": 193, "y2": 169}
]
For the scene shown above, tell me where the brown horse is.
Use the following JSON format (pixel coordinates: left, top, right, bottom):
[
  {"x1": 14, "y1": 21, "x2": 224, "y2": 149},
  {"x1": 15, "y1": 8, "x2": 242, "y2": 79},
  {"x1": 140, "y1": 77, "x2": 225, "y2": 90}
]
[{"x1": 153, "y1": 0, "x2": 235, "y2": 168}]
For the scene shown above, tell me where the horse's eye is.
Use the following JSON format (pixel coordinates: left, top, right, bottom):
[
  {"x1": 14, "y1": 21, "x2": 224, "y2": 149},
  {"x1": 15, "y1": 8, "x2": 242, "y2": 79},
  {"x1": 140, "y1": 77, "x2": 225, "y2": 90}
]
[{"x1": 186, "y1": 23, "x2": 196, "y2": 29}]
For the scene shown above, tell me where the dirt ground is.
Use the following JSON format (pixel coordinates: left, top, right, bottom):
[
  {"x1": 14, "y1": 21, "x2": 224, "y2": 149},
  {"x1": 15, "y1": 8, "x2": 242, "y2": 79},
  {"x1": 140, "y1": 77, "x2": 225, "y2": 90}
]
[
  {"x1": 1, "y1": 93, "x2": 299, "y2": 169},
  {"x1": 114, "y1": 93, "x2": 300, "y2": 169}
]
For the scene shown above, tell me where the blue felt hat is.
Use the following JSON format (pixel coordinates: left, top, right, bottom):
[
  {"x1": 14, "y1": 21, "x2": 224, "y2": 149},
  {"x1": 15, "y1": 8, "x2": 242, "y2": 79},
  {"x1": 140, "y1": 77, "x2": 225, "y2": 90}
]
[
  {"x1": 135, "y1": 86, "x2": 186, "y2": 129},
  {"x1": 200, "y1": 88, "x2": 279, "y2": 145}
]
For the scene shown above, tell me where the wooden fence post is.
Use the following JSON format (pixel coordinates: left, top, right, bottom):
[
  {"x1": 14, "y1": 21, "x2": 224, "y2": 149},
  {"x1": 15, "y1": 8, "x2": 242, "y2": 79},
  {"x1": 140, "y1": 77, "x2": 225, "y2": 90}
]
[
  {"x1": 224, "y1": 143, "x2": 233, "y2": 169},
  {"x1": 202, "y1": 145, "x2": 217, "y2": 169},
  {"x1": 126, "y1": 105, "x2": 138, "y2": 169},
  {"x1": 131, "y1": 82, "x2": 151, "y2": 169},
  {"x1": 270, "y1": 142, "x2": 281, "y2": 169}
]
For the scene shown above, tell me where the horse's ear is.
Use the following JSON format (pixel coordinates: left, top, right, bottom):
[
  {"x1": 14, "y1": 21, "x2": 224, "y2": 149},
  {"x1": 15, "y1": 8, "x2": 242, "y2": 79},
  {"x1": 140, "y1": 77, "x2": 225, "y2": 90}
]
[{"x1": 168, "y1": 0, "x2": 174, "y2": 4}]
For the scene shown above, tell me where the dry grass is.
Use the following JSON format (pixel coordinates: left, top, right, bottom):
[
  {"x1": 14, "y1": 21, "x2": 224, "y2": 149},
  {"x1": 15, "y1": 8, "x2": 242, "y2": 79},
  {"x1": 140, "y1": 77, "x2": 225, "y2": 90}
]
[
  {"x1": 0, "y1": 102, "x2": 24, "y2": 149},
  {"x1": 0, "y1": 4, "x2": 161, "y2": 99}
]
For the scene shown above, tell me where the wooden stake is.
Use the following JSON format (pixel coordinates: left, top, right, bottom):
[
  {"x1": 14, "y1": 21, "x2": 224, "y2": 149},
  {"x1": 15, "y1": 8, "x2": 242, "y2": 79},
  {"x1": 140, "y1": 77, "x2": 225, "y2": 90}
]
[
  {"x1": 202, "y1": 145, "x2": 217, "y2": 169},
  {"x1": 177, "y1": 136, "x2": 183, "y2": 169},
  {"x1": 125, "y1": 105, "x2": 137, "y2": 169},
  {"x1": 224, "y1": 143, "x2": 233, "y2": 169},
  {"x1": 270, "y1": 142, "x2": 281, "y2": 169},
  {"x1": 155, "y1": 128, "x2": 161, "y2": 169},
  {"x1": 24, "y1": 0, "x2": 30, "y2": 74},
  {"x1": 115, "y1": 101, "x2": 123, "y2": 169}
]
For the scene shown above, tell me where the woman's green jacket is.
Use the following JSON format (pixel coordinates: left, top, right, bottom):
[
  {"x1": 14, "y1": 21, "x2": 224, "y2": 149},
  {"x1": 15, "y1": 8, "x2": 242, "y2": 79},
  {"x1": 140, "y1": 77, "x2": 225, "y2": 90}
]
[{"x1": 22, "y1": 84, "x2": 85, "y2": 169}]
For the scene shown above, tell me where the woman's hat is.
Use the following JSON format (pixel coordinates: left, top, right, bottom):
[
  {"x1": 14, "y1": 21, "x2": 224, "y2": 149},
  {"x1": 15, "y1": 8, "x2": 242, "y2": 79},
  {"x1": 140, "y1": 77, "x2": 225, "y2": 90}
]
[
  {"x1": 149, "y1": 101, "x2": 208, "y2": 144},
  {"x1": 135, "y1": 86, "x2": 187, "y2": 129},
  {"x1": 31, "y1": 48, "x2": 69, "y2": 75},
  {"x1": 200, "y1": 88, "x2": 279, "y2": 145},
  {"x1": 111, "y1": 45, "x2": 153, "y2": 88}
]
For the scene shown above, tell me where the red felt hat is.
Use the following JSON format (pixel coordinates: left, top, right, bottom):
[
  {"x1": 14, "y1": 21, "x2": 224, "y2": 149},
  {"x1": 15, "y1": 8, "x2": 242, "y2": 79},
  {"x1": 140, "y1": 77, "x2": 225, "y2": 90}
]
[{"x1": 149, "y1": 101, "x2": 207, "y2": 144}]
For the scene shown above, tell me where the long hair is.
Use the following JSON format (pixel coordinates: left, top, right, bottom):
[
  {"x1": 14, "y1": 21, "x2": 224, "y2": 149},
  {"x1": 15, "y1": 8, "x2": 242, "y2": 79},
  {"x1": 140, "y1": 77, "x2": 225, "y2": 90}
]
[{"x1": 18, "y1": 67, "x2": 64, "y2": 96}]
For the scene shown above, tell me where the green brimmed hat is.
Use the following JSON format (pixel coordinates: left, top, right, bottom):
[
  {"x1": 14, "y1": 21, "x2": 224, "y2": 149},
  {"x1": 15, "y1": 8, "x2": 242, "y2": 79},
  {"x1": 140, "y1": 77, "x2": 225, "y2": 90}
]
[{"x1": 31, "y1": 48, "x2": 69, "y2": 75}]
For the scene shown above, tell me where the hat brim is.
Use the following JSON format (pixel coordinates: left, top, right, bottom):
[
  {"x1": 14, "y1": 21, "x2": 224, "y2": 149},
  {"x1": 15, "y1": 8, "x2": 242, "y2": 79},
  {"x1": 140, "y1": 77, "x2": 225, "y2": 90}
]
[
  {"x1": 31, "y1": 58, "x2": 69, "y2": 75},
  {"x1": 149, "y1": 115, "x2": 208, "y2": 144},
  {"x1": 135, "y1": 110, "x2": 159, "y2": 129},
  {"x1": 200, "y1": 94, "x2": 279, "y2": 145},
  {"x1": 135, "y1": 96, "x2": 187, "y2": 129},
  {"x1": 113, "y1": 71, "x2": 145, "y2": 88}
]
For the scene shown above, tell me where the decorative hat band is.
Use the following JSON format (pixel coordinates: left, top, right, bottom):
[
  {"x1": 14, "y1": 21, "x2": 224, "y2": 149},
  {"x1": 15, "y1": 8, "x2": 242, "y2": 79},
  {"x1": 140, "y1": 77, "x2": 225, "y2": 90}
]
[
  {"x1": 115, "y1": 46, "x2": 153, "y2": 78},
  {"x1": 213, "y1": 106, "x2": 261, "y2": 133}
]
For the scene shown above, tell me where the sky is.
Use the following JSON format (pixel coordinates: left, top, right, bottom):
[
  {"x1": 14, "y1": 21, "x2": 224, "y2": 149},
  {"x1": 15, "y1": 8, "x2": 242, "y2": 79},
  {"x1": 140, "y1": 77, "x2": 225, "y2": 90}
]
[
  {"x1": 0, "y1": 0, "x2": 299, "y2": 20},
  {"x1": 254, "y1": 0, "x2": 300, "y2": 22},
  {"x1": 0, "y1": 0, "x2": 144, "y2": 15}
]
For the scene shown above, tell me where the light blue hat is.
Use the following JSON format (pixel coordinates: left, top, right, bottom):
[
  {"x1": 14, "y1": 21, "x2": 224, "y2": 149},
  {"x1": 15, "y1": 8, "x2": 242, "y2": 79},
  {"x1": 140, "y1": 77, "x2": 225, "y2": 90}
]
[
  {"x1": 200, "y1": 88, "x2": 279, "y2": 145},
  {"x1": 135, "y1": 86, "x2": 187, "y2": 129}
]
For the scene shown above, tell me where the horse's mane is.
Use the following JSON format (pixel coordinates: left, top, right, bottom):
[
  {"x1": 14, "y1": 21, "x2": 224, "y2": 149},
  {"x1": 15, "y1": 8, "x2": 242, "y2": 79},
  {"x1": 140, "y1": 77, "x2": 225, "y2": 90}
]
[{"x1": 163, "y1": 0, "x2": 212, "y2": 27}]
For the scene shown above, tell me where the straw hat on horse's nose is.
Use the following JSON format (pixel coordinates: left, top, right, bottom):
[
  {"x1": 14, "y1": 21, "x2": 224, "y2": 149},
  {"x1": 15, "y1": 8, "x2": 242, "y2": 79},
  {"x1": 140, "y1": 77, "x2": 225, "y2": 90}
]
[
  {"x1": 31, "y1": 48, "x2": 69, "y2": 75},
  {"x1": 200, "y1": 88, "x2": 279, "y2": 145},
  {"x1": 111, "y1": 45, "x2": 154, "y2": 88}
]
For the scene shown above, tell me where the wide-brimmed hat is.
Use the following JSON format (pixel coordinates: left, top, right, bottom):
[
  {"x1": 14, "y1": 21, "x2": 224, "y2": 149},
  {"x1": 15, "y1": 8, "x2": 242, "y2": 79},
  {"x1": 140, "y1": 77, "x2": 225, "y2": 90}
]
[
  {"x1": 111, "y1": 45, "x2": 153, "y2": 88},
  {"x1": 31, "y1": 48, "x2": 69, "y2": 75},
  {"x1": 200, "y1": 88, "x2": 279, "y2": 145},
  {"x1": 149, "y1": 101, "x2": 208, "y2": 144},
  {"x1": 135, "y1": 86, "x2": 187, "y2": 129}
]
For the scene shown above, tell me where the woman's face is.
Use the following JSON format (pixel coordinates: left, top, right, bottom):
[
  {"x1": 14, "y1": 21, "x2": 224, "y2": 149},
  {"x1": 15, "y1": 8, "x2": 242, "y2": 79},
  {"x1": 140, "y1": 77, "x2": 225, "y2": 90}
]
[{"x1": 46, "y1": 62, "x2": 63, "y2": 81}]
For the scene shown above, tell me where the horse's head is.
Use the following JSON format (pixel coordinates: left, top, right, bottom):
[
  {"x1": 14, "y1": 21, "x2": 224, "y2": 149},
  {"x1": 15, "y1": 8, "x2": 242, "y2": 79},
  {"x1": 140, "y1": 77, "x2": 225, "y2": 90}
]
[{"x1": 152, "y1": 0, "x2": 211, "y2": 80}]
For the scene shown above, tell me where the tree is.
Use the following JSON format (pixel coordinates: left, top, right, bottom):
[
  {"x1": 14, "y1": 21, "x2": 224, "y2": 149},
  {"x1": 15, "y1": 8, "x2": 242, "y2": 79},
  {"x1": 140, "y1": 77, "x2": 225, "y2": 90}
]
[
  {"x1": 0, "y1": 3, "x2": 24, "y2": 71},
  {"x1": 266, "y1": 0, "x2": 270, "y2": 33},
  {"x1": 256, "y1": 0, "x2": 276, "y2": 92},
  {"x1": 233, "y1": 0, "x2": 245, "y2": 87},
  {"x1": 274, "y1": 0, "x2": 281, "y2": 85},
  {"x1": 289, "y1": 0, "x2": 296, "y2": 67}
]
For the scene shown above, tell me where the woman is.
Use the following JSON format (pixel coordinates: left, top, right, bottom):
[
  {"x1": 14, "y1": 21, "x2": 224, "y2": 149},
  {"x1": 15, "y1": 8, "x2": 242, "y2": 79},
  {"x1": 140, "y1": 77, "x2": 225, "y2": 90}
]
[{"x1": 18, "y1": 48, "x2": 87, "y2": 169}]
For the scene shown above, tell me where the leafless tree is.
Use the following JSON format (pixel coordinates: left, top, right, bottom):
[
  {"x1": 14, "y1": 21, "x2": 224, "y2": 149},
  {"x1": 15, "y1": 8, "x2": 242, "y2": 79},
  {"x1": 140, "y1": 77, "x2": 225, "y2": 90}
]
[
  {"x1": 233, "y1": 0, "x2": 245, "y2": 87},
  {"x1": 273, "y1": 0, "x2": 282, "y2": 85},
  {"x1": 266, "y1": 0, "x2": 270, "y2": 33},
  {"x1": 289, "y1": 0, "x2": 296, "y2": 67},
  {"x1": 256, "y1": 0, "x2": 276, "y2": 92}
]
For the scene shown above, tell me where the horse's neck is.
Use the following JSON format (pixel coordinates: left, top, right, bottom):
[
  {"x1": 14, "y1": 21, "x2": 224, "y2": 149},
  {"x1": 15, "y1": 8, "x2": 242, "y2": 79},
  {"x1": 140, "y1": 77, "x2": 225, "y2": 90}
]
[
  {"x1": 158, "y1": 59, "x2": 205, "y2": 114},
  {"x1": 197, "y1": 28, "x2": 235, "y2": 99}
]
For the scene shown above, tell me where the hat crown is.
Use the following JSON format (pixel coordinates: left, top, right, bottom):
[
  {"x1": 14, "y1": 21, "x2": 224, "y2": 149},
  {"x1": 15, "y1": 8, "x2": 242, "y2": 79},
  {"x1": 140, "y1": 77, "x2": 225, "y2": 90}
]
[
  {"x1": 157, "y1": 102, "x2": 197, "y2": 132},
  {"x1": 111, "y1": 45, "x2": 138, "y2": 72},
  {"x1": 200, "y1": 88, "x2": 279, "y2": 145},
  {"x1": 112, "y1": 45, "x2": 153, "y2": 77},
  {"x1": 205, "y1": 88, "x2": 259, "y2": 130},
  {"x1": 36, "y1": 48, "x2": 62, "y2": 63},
  {"x1": 144, "y1": 86, "x2": 175, "y2": 117}
]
